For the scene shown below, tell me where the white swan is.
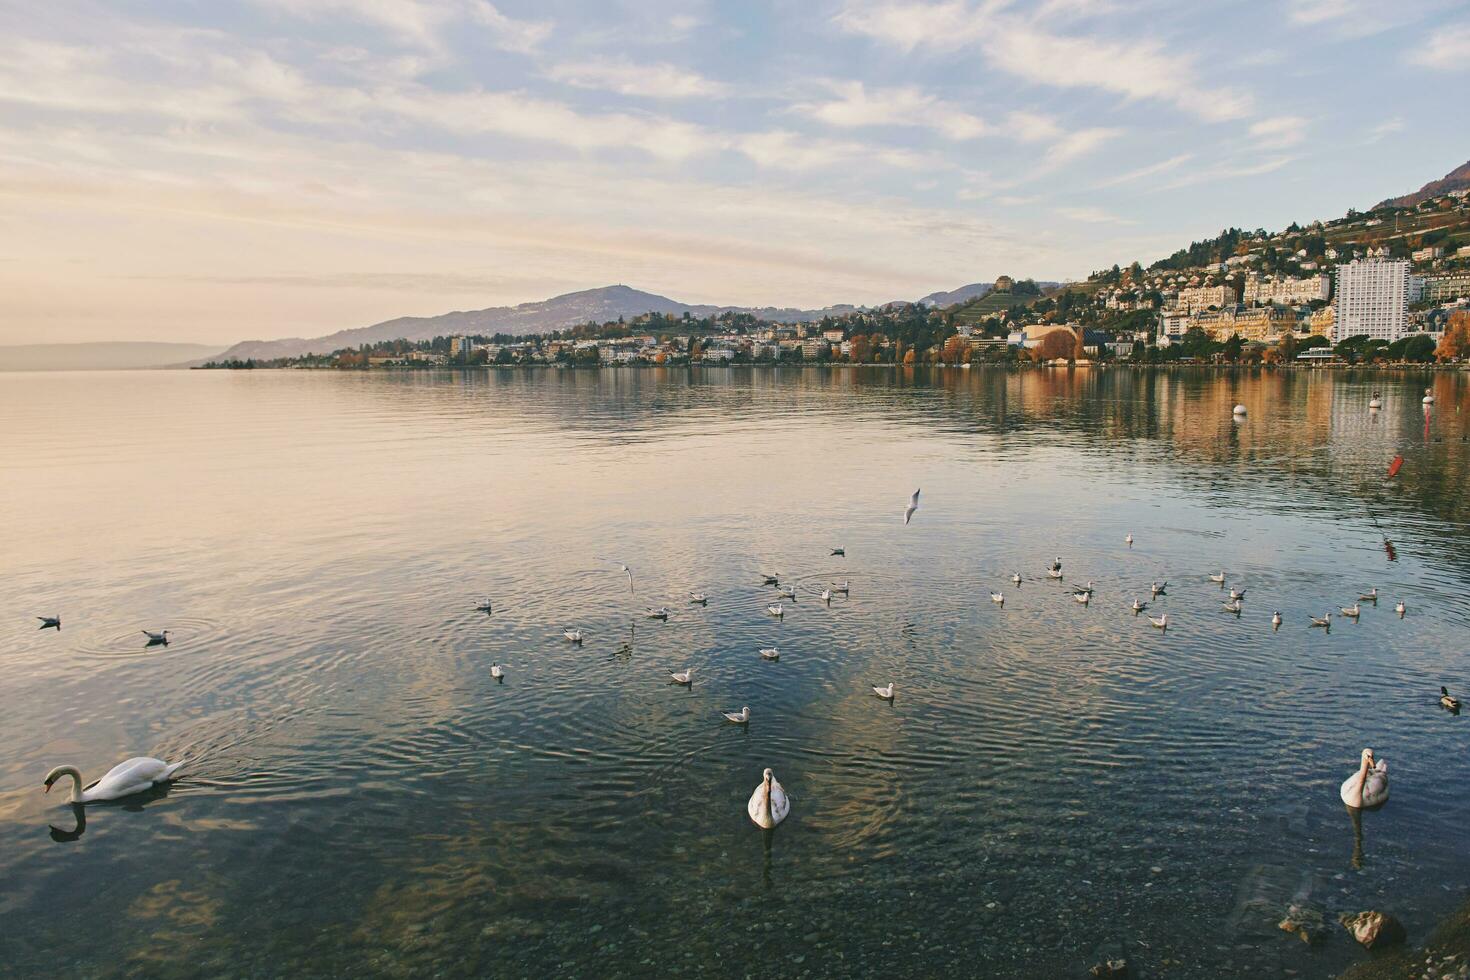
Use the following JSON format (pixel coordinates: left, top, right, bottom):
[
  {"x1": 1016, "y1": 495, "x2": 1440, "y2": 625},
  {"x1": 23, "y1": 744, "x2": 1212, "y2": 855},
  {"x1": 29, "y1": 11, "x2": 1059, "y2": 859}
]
[
  {"x1": 1271, "y1": 611, "x2": 1282, "y2": 628},
  {"x1": 688, "y1": 592, "x2": 708, "y2": 605},
  {"x1": 1148, "y1": 613, "x2": 1168, "y2": 630},
  {"x1": 1340, "y1": 603, "x2": 1360, "y2": 618},
  {"x1": 563, "y1": 628, "x2": 584, "y2": 644},
  {"x1": 45, "y1": 757, "x2": 184, "y2": 803},
  {"x1": 1441, "y1": 686, "x2": 1460, "y2": 711},
  {"x1": 748, "y1": 768, "x2": 790, "y2": 829},
  {"x1": 1208, "y1": 572, "x2": 1225, "y2": 584},
  {"x1": 1394, "y1": 601, "x2": 1406, "y2": 618},
  {"x1": 766, "y1": 603, "x2": 784, "y2": 618},
  {"x1": 872, "y1": 682, "x2": 895, "y2": 700},
  {"x1": 1339, "y1": 749, "x2": 1388, "y2": 808},
  {"x1": 990, "y1": 591, "x2": 1004, "y2": 605},
  {"x1": 669, "y1": 667, "x2": 694, "y2": 685},
  {"x1": 903, "y1": 488, "x2": 920, "y2": 525},
  {"x1": 759, "y1": 647, "x2": 780, "y2": 661},
  {"x1": 723, "y1": 706, "x2": 751, "y2": 724}
]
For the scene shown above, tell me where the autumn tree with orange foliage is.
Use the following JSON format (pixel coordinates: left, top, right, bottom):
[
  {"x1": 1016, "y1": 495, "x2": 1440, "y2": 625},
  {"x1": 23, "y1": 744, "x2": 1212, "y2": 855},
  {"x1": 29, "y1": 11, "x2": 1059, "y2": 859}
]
[
  {"x1": 1029, "y1": 328, "x2": 1079, "y2": 363},
  {"x1": 941, "y1": 335, "x2": 970, "y2": 364},
  {"x1": 1437, "y1": 310, "x2": 1470, "y2": 362}
]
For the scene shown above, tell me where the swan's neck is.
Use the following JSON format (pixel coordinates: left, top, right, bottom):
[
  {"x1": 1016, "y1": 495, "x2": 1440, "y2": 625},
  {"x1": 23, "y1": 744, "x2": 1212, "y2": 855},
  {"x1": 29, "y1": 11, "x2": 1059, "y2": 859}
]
[
  {"x1": 58, "y1": 767, "x2": 85, "y2": 803},
  {"x1": 762, "y1": 777, "x2": 774, "y2": 822},
  {"x1": 1350, "y1": 759, "x2": 1370, "y2": 805}
]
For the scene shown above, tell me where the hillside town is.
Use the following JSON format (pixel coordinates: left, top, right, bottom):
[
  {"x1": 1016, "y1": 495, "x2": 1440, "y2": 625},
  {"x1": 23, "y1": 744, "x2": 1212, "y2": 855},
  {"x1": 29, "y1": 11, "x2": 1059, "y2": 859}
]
[{"x1": 206, "y1": 187, "x2": 1470, "y2": 370}]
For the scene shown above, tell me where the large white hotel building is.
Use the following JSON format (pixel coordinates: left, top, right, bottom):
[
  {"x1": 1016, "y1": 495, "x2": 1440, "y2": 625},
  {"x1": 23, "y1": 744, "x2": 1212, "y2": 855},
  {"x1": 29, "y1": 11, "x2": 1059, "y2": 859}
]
[{"x1": 1333, "y1": 256, "x2": 1408, "y2": 342}]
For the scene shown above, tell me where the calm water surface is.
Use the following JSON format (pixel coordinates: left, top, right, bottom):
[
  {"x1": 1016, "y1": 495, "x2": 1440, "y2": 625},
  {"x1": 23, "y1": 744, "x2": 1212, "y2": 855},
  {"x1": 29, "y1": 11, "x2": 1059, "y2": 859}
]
[{"x1": 2, "y1": 367, "x2": 1468, "y2": 978}]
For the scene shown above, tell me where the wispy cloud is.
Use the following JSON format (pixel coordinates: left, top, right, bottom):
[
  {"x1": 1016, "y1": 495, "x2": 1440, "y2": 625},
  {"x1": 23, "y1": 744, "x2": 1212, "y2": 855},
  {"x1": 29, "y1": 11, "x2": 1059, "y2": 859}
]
[
  {"x1": 1409, "y1": 22, "x2": 1470, "y2": 69},
  {"x1": 1092, "y1": 153, "x2": 1194, "y2": 188},
  {"x1": 1055, "y1": 205, "x2": 1137, "y2": 224},
  {"x1": 1249, "y1": 114, "x2": 1309, "y2": 146},
  {"x1": 790, "y1": 80, "x2": 986, "y2": 139},
  {"x1": 251, "y1": 0, "x2": 552, "y2": 53},
  {"x1": 1284, "y1": 0, "x2": 1445, "y2": 39},
  {"x1": 1163, "y1": 155, "x2": 1298, "y2": 190},
  {"x1": 544, "y1": 58, "x2": 728, "y2": 98},
  {"x1": 1365, "y1": 116, "x2": 1406, "y2": 142}
]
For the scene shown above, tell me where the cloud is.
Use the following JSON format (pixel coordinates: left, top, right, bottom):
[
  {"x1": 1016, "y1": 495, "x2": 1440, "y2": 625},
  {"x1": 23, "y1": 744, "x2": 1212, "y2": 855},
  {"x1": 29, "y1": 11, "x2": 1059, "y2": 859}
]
[
  {"x1": 545, "y1": 58, "x2": 728, "y2": 98},
  {"x1": 1055, "y1": 205, "x2": 1136, "y2": 224},
  {"x1": 790, "y1": 80, "x2": 986, "y2": 139},
  {"x1": 1284, "y1": 0, "x2": 1445, "y2": 38},
  {"x1": 250, "y1": 0, "x2": 551, "y2": 53},
  {"x1": 1045, "y1": 127, "x2": 1120, "y2": 167},
  {"x1": 735, "y1": 129, "x2": 934, "y2": 171},
  {"x1": 834, "y1": 1, "x2": 1253, "y2": 121},
  {"x1": 1364, "y1": 116, "x2": 1405, "y2": 142},
  {"x1": 1163, "y1": 155, "x2": 1298, "y2": 190},
  {"x1": 1093, "y1": 152, "x2": 1193, "y2": 188},
  {"x1": 1248, "y1": 114, "x2": 1309, "y2": 146},
  {"x1": 1409, "y1": 22, "x2": 1470, "y2": 70}
]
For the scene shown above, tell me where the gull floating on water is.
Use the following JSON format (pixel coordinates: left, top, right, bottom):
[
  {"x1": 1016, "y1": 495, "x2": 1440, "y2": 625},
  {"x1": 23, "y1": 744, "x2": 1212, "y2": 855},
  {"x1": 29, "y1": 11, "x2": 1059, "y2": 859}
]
[
  {"x1": 832, "y1": 580, "x2": 850, "y2": 595},
  {"x1": 1151, "y1": 581, "x2": 1168, "y2": 596},
  {"x1": 990, "y1": 592, "x2": 1005, "y2": 606},
  {"x1": 37, "y1": 616, "x2": 61, "y2": 631},
  {"x1": 1125, "y1": 533, "x2": 1134, "y2": 547},
  {"x1": 778, "y1": 586, "x2": 797, "y2": 600},
  {"x1": 723, "y1": 706, "x2": 751, "y2": 724},
  {"x1": 759, "y1": 647, "x2": 780, "y2": 661},
  {"x1": 45, "y1": 756, "x2": 185, "y2": 804},
  {"x1": 1340, "y1": 749, "x2": 1389, "y2": 809},
  {"x1": 820, "y1": 589, "x2": 833, "y2": 604},
  {"x1": 903, "y1": 489, "x2": 921, "y2": 525},
  {"x1": 669, "y1": 667, "x2": 694, "y2": 685},
  {"x1": 1229, "y1": 588, "x2": 1246, "y2": 601},
  {"x1": 688, "y1": 592, "x2": 708, "y2": 605},
  {"x1": 475, "y1": 599, "x2": 493, "y2": 614},
  {"x1": 1074, "y1": 591, "x2": 1090, "y2": 605},
  {"x1": 1369, "y1": 393, "x2": 1383, "y2": 410},
  {"x1": 563, "y1": 628, "x2": 584, "y2": 644},
  {"x1": 1047, "y1": 568, "x2": 1064, "y2": 580},
  {"x1": 1131, "y1": 599, "x2": 1148, "y2": 613},
  {"x1": 766, "y1": 603, "x2": 784, "y2": 618},
  {"x1": 646, "y1": 607, "x2": 670, "y2": 620},
  {"x1": 1394, "y1": 601, "x2": 1406, "y2": 618},
  {"x1": 1011, "y1": 572, "x2": 1022, "y2": 585},
  {"x1": 490, "y1": 663, "x2": 504, "y2": 681},
  {"x1": 1423, "y1": 387, "x2": 1435, "y2": 406},
  {"x1": 1074, "y1": 581, "x2": 1095, "y2": 596},
  {"x1": 1272, "y1": 611, "x2": 1282, "y2": 629},
  {"x1": 1441, "y1": 686, "x2": 1460, "y2": 711},
  {"x1": 748, "y1": 768, "x2": 789, "y2": 829},
  {"x1": 872, "y1": 682, "x2": 895, "y2": 700},
  {"x1": 1340, "y1": 603, "x2": 1361, "y2": 618},
  {"x1": 1359, "y1": 588, "x2": 1378, "y2": 603},
  {"x1": 830, "y1": 548, "x2": 845, "y2": 557},
  {"x1": 1149, "y1": 613, "x2": 1168, "y2": 630},
  {"x1": 762, "y1": 574, "x2": 780, "y2": 586},
  {"x1": 1310, "y1": 613, "x2": 1332, "y2": 628},
  {"x1": 141, "y1": 630, "x2": 170, "y2": 645},
  {"x1": 1221, "y1": 599, "x2": 1242, "y2": 615},
  {"x1": 1209, "y1": 572, "x2": 1226, "y2": 584}
]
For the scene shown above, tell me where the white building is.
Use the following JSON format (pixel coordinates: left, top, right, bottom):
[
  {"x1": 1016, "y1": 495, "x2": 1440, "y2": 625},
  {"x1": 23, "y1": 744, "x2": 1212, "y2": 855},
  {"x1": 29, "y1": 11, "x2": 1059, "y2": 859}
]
[
  {"x1": 1243, "y1": 275, "x2": 1330, "y2": 306},
  {"x1": 1333, "y1": 257, "x2": 1409, "y2": 342},
  {"x1": 1175, "y1": 283, "x2": 1238, "y2": 313}
]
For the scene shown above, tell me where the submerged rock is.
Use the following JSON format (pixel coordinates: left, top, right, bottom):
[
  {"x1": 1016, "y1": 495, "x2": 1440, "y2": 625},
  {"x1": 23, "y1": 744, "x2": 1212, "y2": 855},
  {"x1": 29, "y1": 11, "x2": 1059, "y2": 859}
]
[
  {"x1": 1339, "y1": 910, "x2": 1407, "y2": 950},
  {"x1": 1279, "y1": 904, "x2": 1329, "y2": 945},
  {"x1": 1088, "y1": 958, "x2": 1128, "y2": 978}
]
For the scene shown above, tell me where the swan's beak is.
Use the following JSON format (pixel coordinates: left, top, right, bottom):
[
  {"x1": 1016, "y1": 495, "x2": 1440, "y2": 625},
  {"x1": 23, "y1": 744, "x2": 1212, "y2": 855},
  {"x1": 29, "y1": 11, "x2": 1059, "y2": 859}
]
[{"x1": 43, "y1": 782, "x2": 52, "y2": 794}]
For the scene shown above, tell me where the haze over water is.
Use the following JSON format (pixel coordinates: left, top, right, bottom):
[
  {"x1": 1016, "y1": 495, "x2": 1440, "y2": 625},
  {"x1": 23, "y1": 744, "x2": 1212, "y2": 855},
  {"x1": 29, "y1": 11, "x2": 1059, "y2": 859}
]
[{"x1": 2, "y1": 367, "x2": 1468, "y2": 979}]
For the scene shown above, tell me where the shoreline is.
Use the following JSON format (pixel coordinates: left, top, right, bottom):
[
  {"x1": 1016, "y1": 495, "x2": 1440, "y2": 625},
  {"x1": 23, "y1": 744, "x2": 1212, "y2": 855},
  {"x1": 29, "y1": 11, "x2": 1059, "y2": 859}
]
[
  {"x1": 1337, "y1": 895, "x2": 1470, "y2": 979},
  {"x1": 195, "y1": 361, "x2": 1470, "y2": 373}
]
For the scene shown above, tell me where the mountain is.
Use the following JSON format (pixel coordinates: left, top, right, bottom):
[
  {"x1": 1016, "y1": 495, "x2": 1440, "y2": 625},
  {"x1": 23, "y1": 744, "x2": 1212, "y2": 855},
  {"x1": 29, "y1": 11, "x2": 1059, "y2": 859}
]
[
  {"x1": 1376, "y1": 159, "x2": 1470, "y2": 209},
  {"x1": 916, "y1": 283, "x2": 992, "y2": 307},
  {"x1": 205, "y1": 283, "x2": 965, "y2": 363},
  {"x1": 0, "y1": 341, "x2": 227, "y2": 371}
]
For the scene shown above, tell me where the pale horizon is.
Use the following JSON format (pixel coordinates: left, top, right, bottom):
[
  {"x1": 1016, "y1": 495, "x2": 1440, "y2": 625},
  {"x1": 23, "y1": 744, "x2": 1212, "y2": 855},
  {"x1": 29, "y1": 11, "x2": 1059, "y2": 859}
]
[{"x1": 2, "y1": 0, "x2": 1467, "y2": 346}]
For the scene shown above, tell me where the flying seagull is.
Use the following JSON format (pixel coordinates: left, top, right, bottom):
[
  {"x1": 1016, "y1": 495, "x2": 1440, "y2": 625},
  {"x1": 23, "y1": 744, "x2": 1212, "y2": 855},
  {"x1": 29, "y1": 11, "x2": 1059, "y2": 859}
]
[
  {"x1": 596, "y1": 558, "x2": 635, "y2": 596},
  {"x1": 903, "y1": 489, "x2": 920, "y2": 525}
]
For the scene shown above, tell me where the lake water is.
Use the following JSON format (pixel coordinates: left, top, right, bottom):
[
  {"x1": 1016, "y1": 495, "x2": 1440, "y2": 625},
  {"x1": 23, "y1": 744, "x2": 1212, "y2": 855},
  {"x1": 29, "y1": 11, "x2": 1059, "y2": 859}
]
[{"x1": 2, "y1": 366, "x2": 1468, "y2": 978}]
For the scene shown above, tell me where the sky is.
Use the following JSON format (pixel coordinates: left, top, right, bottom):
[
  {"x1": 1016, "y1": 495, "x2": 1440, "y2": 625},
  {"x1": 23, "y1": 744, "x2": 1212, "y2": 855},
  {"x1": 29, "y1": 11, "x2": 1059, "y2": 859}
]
[{"x1": 1, "y1": 0, "x2": 1467, "y2": 346}]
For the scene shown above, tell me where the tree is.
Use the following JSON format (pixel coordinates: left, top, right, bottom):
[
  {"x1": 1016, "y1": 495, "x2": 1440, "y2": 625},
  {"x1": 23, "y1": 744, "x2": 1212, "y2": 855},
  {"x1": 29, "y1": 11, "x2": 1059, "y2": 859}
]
[
  {"x1": 941, "y1": 335, "x2": 969, "y2": 364},
  {"x1": 1030, "y1": 328, "x2": 1077, "y2": 362},
  {"x1": 1438, "y1": 311, "x2": 1470, "y2": 361},
  {"x1": 849, "y1": 333, "x2": 872, "y2": 363},
  {"x1": 902, "y1": 348, "x2": 917, "y2": 366}
]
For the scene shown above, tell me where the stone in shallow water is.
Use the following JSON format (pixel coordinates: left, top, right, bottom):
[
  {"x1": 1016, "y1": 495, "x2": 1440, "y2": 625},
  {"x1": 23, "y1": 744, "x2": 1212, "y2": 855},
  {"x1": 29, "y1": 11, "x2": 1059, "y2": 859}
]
[
  {"x1": 1339, "y1": 910, "x2": 1407, "y2": 950},
  {"x1": 1089, "y1": 958, "x2": 1128, "y2": 977},
  {"x1": 1278, "y1": 904, "x2": 1328, "y2": 945}
]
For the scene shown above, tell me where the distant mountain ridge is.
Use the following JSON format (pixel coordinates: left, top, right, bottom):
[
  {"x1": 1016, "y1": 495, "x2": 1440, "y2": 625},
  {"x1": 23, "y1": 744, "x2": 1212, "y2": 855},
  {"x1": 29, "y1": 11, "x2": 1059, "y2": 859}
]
[
  {"x1": 1376, "y1": 159, "x2": 1470, "y2": 209},
  {"x1": 0, "y1": 341, "x2": 227, "y2": 371},
  {"x1": 206, "y1": 282, "x2": 990, "y2": 363}
]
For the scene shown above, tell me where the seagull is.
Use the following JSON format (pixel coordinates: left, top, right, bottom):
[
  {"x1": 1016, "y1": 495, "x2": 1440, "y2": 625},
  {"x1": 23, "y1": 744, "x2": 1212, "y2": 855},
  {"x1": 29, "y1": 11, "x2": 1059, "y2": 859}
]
[
  {"x1": 1050, "y1": 557, "x2": 1063, "y2": 573},
  {"x1": 597, "y1": 558, "x2": 635, "y2": 595},
  {"x1": 830, "y1": 548, "x2": 845, "y2": 557},
  {"x1": 1074, "y1": 581, "x2": 1095, "y2": 596},
  {"x1": 1394, "y1": 601, "x2": 1406, "y2": 618},
  {"x1": 1441, "y1": 686, "x2": 1460, "y2": 711},
  {"x1": 1310, "y1": 613, "x2": 1332, "y2": 628},
  {"x1": 762, "y1": 574, "x2": 780, "y2": 586},
  {"x1": 832, "y1": 580, "x2": 850, "y2": 595},
  {"x1": 475, "y1": 599, "x2": 493, "y2": 614},
  {"x1": 1148, "y1": 613, "x2": 1168, "y2": 630},
  {"x1": 872, "y1": 682, "x2": 895, "y2": 700},
  {"x1": 1011, "y1": 572, "x2": 1022, "y2": 585},
  {"x1": 1359, "y1": 588, "x2": 1378, "y2": 603},
  {"x1": 1340, "y1": 603, "x2": 1361, "y2": 618},
  {"x1": 1271, "y1": 611, "x2": 1282, "y2": 629},
  {"x1": 669, "y1": 667, "x2": 694, "y2": 685},
  {"x1": 37, "y1": 616, "x2": 61, "y2": 631},
  {"x1": 778, "y1": 586, "x2": 797, "y2": 600},
  {"x1": 141, "y1": 629, "x2": 170, "y2": 645},
  {"x1": 646, "y1": 607, "x2": 670, "y2": 620},
  {"x1": 1130, "y1": 599, "x2": 1148, "y2": 613},
  {"x1": 1047, "y1": 567, "x2": 1064, "y2": 580},
  {"x1": 759, "y1": 647, "x2": 780, "y2": 661},
  {"x1": 990, "y1": 591, "x2": 1005, "y2": 606},
  {"x1": 563, "y1": 628, "x2": 584, "y2": 644},
  {"x1": 1125, "y1": 533, "x2": 1134, "y2": 547},
  {"x1": 1221, "y1": 599, "x2": 1243, "y2": 615},
  {"x1": 688, "y1": 592, "x2": 708, "y2": 605},
  {"x1": 1228, "y1": 588, "x2": 1246, "y2": 601},
  {"x1": 1151, "y1": 581, "x2": 1168, "y2": 596},
  {"x1": 766, "y1": 603, "x2": 784, "y2": 618},
  {"x1": 820, "y1": 589, "x2": 833, "y2": 604},
  {"x1": 1208, "y1": 572, "x2": 1226, "y2": 584},
  {"x1": 722, "y1": 706, "x2": 751, "y2": 724},
  {"x1": 490, "y1": 663, "x2": 504, "y2": 681},
  {"x1": 903, "y1": 489, "x2": 921, "y2": 525},
  {"x1": 1073, "y1": 591, "x2": 1090, "y2": 605}
]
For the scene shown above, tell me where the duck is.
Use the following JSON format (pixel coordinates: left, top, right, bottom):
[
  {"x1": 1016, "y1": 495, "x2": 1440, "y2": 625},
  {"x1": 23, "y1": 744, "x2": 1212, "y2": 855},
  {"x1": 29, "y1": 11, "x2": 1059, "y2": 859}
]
[
  {"x1": 1148, "y1": 613, "x2": 1168, "y2": 630},
  {"x1": 646, "y1": 607, "x2": 670, "y2": 620},
  {"x1": 563, "y1": 628, "x2": 584, "y2": 644},
  {"x1": 688, "y1": 592, "x2": 708, "y2": 605},
  {"x1": 1339, "y1": 749, "x2": 1389, "y2": 809},
  {"x1": 759, "y1": 647, "x2": 780, "y2": 661},
  {"x1": 1130, "y1": 598, "x2": 1148, "y2": 613},
  {"x1": 1151, "y1": 581, "x2": 1168, "y2": 596},
  {"x1": 1310, "y1": 613, "x2": 1332, "y2": 628},
  {"x1": 669, "y1": 668, "x2": 694, "y2": 685},
  {"x1": 1271, "y1": 611, "x2": 1282, "y2": 629},
  {"x1": 830, "y1": 547, "x2": 845, "y2": 557},
  {"x1": 37, "y1": 616, "x2": 61, "y2": 631},
  {"x1": 1359, "y1": 588, "x2": 1378, "y2": 603},
  {"x1": 990, "y1": 592, "x2": 1005, "y2": 606},
  {"x1": 872, "y1": 682, "x2": 895, "y2": 700},
  {"x1": 723, "y1": 706, "x2": 751, "y2": 724},
  {"x1": 1208, "y1": 572, "x2": 1226, "y2": 584},
  {"x1": 1394, "y1": 601, "x2": 1406, "y2": 618},
  {"x1": 747, "y1": 768, "x2": 790, "y2": 829},
  {"x1": 141, "y1": 629, "x2": 170, "y2": 645},
  {"x1": 1340, "y1": 603, "x2": 1361, "y2": 618},
  {"x1": 490, "y1": 663, "x2": 504, "y2": 681},
  {"x1": 44, "y1": 757, "x2": 185, "y2": 803},
  {"x1": 1442, "y1": 686, "x2": 1461, "y2": 711},
  {"x1": 1221, "y1": 599, "x2": 1242, "y2": 615},
  {"x1": 766, "y1": 603, "x2": 784, "y2": 618},
  {"x1": 1229, "y1": 588, "x2": 1246, "y2": 601},
  {"x1": 1011, "y1": 572, "x2": 1022, "y2": 585},
  {"x1": 1125, "y1": 533, "x2": 1134, "y2": 547}
]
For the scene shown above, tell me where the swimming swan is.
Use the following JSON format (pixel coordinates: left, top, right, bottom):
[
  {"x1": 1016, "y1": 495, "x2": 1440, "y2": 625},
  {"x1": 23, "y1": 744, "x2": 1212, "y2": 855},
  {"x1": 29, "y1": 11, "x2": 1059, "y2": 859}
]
[
  {"x1": 44, "y1": 757, "x2": 184, "y2": 803},
  {"x1": 748, "y1": 768, "x2": 790, "y2": 829},
  {"x1": 1339, "y1": 749, "x2": 1388, "y2": 809}
]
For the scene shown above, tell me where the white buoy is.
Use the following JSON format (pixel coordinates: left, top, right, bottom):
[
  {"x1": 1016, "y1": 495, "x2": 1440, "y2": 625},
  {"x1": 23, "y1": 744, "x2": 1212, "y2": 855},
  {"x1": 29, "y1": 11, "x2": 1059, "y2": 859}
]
[{"x1": 1232, "y1": 404, "x2": 1247, "y2": 416}]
